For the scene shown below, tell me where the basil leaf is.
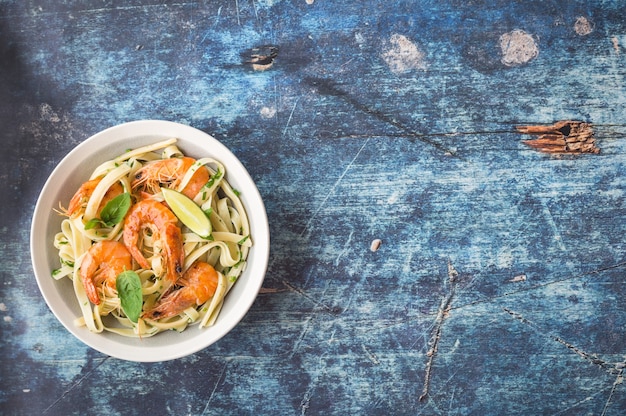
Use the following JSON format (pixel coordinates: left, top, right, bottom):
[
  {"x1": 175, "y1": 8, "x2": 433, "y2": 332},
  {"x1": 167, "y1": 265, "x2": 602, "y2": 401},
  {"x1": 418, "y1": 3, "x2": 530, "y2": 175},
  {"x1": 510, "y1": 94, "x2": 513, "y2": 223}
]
[
  {"x1": 116, "y1": 270, "x2": 143, "y2": 323},
  {"x1": 100, "y1": 193, "x2": 131, "y2": 227},
  {"x1": 84, "y1": 218, "x2": 105, "y2": 230}
]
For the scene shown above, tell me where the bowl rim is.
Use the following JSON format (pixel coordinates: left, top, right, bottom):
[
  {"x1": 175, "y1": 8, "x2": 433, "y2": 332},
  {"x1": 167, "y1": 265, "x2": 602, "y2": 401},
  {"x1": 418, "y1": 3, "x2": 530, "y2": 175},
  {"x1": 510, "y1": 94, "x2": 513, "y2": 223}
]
[{"x1": 30, "y1": 120, "x2": 269, "y2": 362}]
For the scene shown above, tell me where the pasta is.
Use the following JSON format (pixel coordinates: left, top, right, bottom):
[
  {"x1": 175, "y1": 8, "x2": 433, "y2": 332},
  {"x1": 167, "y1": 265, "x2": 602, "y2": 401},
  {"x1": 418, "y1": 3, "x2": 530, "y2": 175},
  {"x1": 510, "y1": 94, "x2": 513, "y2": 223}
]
[{"x1": 52, "y1": 138, "x2": 251, "y2": 337}]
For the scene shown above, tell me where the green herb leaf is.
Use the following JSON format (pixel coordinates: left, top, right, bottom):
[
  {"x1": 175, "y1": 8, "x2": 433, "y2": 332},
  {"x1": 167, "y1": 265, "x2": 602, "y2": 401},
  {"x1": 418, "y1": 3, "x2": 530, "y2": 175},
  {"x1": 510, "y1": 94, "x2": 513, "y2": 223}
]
[
  {"x1": 100, "y1": 193, "x2": 131, "y2": 226},
  {"x1": 116, "y1": 270, "x2": 143, "y2": 323},
  {"x1": 205, "y1": 168, "x2": 223, "y2": 188},
  {"x1": 84, "y1": 218, "x2": 104, "y2": 230},
  {"x1": 61, "y1": 259, "x2": 74, "y2": 268}
]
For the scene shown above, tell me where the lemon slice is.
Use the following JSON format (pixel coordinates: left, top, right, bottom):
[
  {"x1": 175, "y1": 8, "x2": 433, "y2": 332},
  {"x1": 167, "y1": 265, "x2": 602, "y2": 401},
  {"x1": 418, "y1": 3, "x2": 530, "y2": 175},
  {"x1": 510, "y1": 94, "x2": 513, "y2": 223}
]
[{"x1": 161, "y1": 187, "x2": 212, "y2": 238}]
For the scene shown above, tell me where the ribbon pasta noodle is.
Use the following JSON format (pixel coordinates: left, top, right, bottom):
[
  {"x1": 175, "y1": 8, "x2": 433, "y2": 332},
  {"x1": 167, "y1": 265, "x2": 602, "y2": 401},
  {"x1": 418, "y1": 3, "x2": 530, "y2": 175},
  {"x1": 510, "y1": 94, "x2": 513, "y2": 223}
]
[{"x1": 52, "y1": 139, "x2": 251, "y2": 337}]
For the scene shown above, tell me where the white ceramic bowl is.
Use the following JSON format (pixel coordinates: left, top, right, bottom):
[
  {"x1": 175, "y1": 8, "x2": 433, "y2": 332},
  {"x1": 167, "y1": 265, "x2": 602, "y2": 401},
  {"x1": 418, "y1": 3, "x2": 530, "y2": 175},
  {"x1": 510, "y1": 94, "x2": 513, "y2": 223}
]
[{"x1": 30, "y1": 120, "x2": 269, "y2": 362}]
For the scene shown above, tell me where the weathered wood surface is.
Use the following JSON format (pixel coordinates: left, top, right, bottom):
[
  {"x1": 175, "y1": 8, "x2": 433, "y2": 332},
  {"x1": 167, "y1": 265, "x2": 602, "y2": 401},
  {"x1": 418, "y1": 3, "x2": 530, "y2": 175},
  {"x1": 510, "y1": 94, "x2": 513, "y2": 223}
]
[{"x1": 1, "y1": 1, "x2": 626, "y2": 414}]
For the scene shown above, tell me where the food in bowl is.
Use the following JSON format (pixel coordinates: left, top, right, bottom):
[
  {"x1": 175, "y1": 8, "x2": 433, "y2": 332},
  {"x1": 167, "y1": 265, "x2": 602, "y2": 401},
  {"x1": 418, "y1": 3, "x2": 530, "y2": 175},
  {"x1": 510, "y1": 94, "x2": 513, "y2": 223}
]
[
  {"x1": 53, "y1": 138, "x2": 251, "y2": 337},
  {"x1": 31, "y1": 121, "x2": 269, "y2": 361}
]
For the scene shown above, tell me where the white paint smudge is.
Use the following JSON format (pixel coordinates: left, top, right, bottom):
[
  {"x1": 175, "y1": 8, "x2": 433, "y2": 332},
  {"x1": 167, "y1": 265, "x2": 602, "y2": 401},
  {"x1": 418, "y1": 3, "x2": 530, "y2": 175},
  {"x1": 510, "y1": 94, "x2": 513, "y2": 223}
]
[
  {"x1": 509, "y1": 274, "x2": 527, "y2": 283},
  {"x1": 574, "y1": 16, "x2": 594, "y2": 36},
  {"x1": 4, "y1": 316, "x2": 12, "y2": 322},
  {"x1": 260, "y1": 106, "x2": 276, "y2": 118},
  {"x1": 381, "y1": 34, "x2": 426, "y2": 74},
  {"x1": 0, "y1": 303, "x2": 7, "y2": 311},
  {"x1": 39, "y1": 103, "x2": 61, "y2": 122},
  {"x1": 496, "y1": 247, "x2": 514, "y2": 269},
  {"x1": 354, "y1": 32, "x2": 366, "y2": 47},
  {"x1": 499, "y1": 29, "x2": 539, "y2": 67}
]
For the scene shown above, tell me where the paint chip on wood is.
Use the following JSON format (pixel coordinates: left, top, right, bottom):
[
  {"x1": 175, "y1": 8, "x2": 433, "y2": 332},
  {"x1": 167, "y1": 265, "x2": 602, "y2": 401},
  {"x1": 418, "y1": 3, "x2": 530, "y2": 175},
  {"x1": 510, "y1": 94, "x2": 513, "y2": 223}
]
[
  {"x1": 499, "y1": 30, "x2": 538, "y2": 67},
  {"x1": 260, "y1": 106, "x2": 277, "y2": 118},
  {"x1": 508, "y1": 274, "x2": 527, "y2": 283},
  {"x1": 242, "y1": 45, "x2": 279, "y2": 71},
  {"x1": 381, "y1": 34, "x2": 426, "y2": 74},
  {"x1": 612, "y1": 37, "x2": 621, "y2": 54},
  {"x1": 517, "y1": 120, "x2": 599, "y2": 154},
  {"x1": 574, "y1": 16, "x2": 594, "y2": 36}
]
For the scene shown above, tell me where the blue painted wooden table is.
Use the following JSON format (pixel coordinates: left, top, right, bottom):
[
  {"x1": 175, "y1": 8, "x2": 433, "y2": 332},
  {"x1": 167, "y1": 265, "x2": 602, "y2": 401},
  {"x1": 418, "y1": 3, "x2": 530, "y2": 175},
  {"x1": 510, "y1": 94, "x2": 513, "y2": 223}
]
[{"x1": 1, "y1": 1, "x2": 626, "y2": 414}]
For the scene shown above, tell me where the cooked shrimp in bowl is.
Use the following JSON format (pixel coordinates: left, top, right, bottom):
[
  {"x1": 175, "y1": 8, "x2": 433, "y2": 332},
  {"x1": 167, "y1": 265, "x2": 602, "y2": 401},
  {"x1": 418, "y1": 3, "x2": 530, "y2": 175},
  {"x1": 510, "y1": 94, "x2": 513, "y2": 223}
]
[{"x1": 52, "y1": 138, "x2": 252, "y2": 338}]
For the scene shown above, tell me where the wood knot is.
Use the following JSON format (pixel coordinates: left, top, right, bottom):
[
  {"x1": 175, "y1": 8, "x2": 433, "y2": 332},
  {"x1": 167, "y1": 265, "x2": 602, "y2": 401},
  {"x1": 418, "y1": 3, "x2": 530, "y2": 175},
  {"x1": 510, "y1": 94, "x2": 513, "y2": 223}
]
[{"x1": 517, "y1": 120, "x2": 599, "y2": 154}]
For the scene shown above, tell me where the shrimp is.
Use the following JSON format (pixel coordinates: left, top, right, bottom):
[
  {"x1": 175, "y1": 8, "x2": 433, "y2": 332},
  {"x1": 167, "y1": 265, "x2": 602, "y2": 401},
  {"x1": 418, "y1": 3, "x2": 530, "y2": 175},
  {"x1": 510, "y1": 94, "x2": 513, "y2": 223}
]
[
  {"x1": 66, "y1": 177, "x2": 124, "y2": 217},
  {"x1": 122, "y1": 199, "x2": 184, "y2": 284},
  {"x1": 143, "y1": 261, "x2": 218, "y2": 320},
  {"x1": 80, "y1": 240, "x2": 132, "y2": 305},
  {"x1": 132, "y1": 157, "x2": 209, "y2": 199}
]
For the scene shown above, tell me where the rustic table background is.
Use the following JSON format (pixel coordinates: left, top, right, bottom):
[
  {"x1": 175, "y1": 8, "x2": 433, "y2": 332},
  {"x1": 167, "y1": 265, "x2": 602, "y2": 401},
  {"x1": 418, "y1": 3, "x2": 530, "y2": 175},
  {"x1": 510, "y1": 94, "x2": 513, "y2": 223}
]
[{"x1": 1, "y1": 1, "x2": 626, "y2": 414}]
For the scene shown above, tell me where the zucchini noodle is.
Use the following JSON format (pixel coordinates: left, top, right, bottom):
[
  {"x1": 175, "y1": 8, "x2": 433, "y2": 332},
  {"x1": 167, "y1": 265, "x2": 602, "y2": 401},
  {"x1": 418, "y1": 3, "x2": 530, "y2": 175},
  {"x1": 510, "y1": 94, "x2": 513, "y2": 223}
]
[{"x1": 52, "y1": 139, "x2": 251, "y2": 337}]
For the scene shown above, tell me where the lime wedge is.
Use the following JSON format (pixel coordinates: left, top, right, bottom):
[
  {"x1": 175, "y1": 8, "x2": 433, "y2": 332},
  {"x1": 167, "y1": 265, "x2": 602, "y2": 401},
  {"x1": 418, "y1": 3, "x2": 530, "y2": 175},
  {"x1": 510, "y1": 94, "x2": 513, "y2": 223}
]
[{"x1": 161, "y1": 187, "x2": 212, "y2": 238}]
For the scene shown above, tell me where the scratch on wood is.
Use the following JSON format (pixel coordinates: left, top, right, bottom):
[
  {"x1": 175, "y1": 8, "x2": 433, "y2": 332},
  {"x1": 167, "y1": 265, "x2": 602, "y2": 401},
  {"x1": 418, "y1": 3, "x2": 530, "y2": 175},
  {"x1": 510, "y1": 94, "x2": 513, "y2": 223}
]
[
  {"x1": 282, "y1": 98, "x2": 300, "y2": 138},
  {"x1": 517, "y1": 120, "x2": 600, "y2": 154},
  {"x1": 362, "y1": 344, "x2": 380, "y2": 365},
  {"x1": 601, "y1": 366, "x2": 624, "y2": 416},
  {"x1": 304, "y1": 77, "x2": 462, "y2": 159},
  {"x1": 281, "y1": 280, "x2": 338, "y2": 314},
  {"x1": 419, "y1": 260, "x2": 459, "y2": 402},
  {"x1": 200, "y1": 362, "x2": 229, "y2": 416},
  {"x1": 234, "y1": 0, "x2": 241, "y2": 26},
  {"x1": 43, "y1": 356, "x2": 110, "y2": 414},
  {"x1": 258, "y1": 287, "x2": 287, "y2": 294},
  {"x1": 503, "y1": 308, "x2": 621, "y2": 374}
]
